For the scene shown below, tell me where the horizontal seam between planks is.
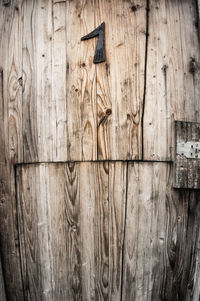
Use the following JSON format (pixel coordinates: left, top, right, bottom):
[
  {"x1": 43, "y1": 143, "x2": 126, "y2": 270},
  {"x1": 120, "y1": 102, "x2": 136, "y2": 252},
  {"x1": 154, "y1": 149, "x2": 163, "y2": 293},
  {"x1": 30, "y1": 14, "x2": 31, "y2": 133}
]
[{"x1": 15, "y1": 160, "x2": 173, "y2": 167}]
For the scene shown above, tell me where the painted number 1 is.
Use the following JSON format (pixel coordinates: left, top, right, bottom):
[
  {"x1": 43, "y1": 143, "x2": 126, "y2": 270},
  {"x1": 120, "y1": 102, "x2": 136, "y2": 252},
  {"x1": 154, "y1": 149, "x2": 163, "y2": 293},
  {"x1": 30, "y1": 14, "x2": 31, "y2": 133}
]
[{"x1": 81, "y1": 22, "x2": 106, "y2": 64}]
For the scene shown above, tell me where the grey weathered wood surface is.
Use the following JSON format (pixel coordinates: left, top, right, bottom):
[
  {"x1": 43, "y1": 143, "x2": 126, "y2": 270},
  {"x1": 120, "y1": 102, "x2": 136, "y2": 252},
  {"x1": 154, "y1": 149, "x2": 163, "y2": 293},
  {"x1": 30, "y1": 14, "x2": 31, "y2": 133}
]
[
  {"x1": 66, "y1": 0, "x2": 97, "y2": 161},
  {"x1": 22, "y1": 0, "x2": 147, "y2": 162},
  {"x1": 143, "y1": 0, "x2": 200, "y2": 161},
  {"x1": 0, "y1": 0, "x2": 200, "y2": 300},
  {"x1": 16, "y1": 162, "x2": 127, "y2": 300},
  {"x1": 95, "y1": 0, "x2": 146, "y2": 160},
  {"x1": 173, "y1": 121, "x2": 200, "y2": 189},
  {"x1": 0, "y1": 1, "x2": 24, "y2": 300},
  {"x1": 16, "y1": 162, "x2": 200, "y2": 301},
  {"x1": 198, "y1": 0, "x2": 200, "y2": 40},
  {"x1": 193, "y1": 231, "x2": 200, "y2": 301},
  {"x1": 123, "y1": 162, "x2": 200, "y2": 301},
  {"x1": 1, "y1": 0, "x2": 200, "y2": 163},
  {"x1": 0, "y1": 253, "x2": 6, "y2": 301}
]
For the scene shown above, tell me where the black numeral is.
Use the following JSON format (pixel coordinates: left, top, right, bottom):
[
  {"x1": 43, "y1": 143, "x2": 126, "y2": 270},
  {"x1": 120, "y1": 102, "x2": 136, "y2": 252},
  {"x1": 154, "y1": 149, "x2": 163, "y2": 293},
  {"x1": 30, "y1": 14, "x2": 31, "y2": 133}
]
[{"x1": 81, "y1": 22, "x2": 106, "y2": 64}]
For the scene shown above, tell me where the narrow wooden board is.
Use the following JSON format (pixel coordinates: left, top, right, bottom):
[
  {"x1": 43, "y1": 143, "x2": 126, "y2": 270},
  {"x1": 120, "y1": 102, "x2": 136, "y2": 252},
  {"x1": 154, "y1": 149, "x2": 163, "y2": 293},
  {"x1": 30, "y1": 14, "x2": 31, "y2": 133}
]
[
  {"x1": 16, "y1": 162, "x2": 126, "y2": 300},
  {"x1": 143, "y1": 0, "x2": 200, "y2": 161},
  {"x1": 173, "y1": 121, "x2": 200, "y2": 189},
  {"x1": 95, "y1": 0, "x2": 146, "y2": 160},
  {"x1": 22, "y1": 0, "x2": 53, "y2": 162},
  {"x1": 198, "y1": 0, "x2": 200, "y2": 41},
  {"x1": 0, "y1": 1, "x2": 24, "y2": 300},
  {"x1": 52, "y1": 0, "x2": 67, "y2": 160},
  {"x1": 0, "y1": 253, "x2": 6, "y2": 301},
  {"x1": 66, "y1": 0, "x2": 97, "y2": 161},
  {"x1": 108, "y1": 162, "x2": 127, "y2": 300},
  {"x1": 22, "y1": 0, "x2": 38, "y2": 161},
  {"x1": 193, "y1": 231, "x2": 200, "y2": 301},
  {"x1": 122, "y1": 162, "x2": 200, "y2": 301}
]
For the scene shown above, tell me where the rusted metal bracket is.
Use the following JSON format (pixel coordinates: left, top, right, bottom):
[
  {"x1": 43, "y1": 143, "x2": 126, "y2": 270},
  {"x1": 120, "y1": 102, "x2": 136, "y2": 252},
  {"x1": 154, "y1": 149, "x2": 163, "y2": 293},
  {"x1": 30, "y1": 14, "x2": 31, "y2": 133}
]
[{"x1": 81, "y1": 22, "x2": 106, "y2": 64}]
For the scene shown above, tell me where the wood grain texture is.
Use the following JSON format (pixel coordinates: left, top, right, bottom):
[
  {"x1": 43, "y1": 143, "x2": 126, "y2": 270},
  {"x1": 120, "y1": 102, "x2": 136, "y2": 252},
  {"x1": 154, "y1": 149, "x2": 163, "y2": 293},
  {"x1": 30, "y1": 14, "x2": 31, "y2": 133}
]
[
  {"x1": 0, "y1": 253, "x2": 6, "y2": 301},
  {"x1": 0, "y1": 1, "x2": 24, "y2": 300},
  {"x1": 198, "y1": 0, "x2": 200, "y2": 40},
  {"x1": 22, "y1": 0, "x2": 53, "y2": 162},
  {"x1": 193, "y1": 230, "x2": 200, "y2": 301},
  {"x1": 22, "y1": 0, "x2": 38, "y2": 161},
  {"x1": 23, "y1": 0, "x2": 68, "y2": 161},
  {"x1": 66, "y1": 0, "x2": 97, "y2": 161},
  {"x1": 96, "y1": 0, "x2": 146, "y2": 160},
  {"x1": 23, "y1": 0, "x2": 98, "y2": 162},
  {"x1": 16, "y1": 162, "x2": 200, "y2": 301},
  {"x1": 17, "y1": 164, "x2": 54, "y2": 301},
  {"x1": 16, "y1": 162, "x2": 126, "y2": 300},
  {"x1": 173, "y1": 121, "x2": 200, "y2": 189},
  {"x1": 122, "y1": 162, "x2": 200, "y2": 301},
  {"x1": 1, "y1": 1, "x2": 200, "y2": 300},
  {"x1": 22, "y1": 0, "x2": 147, "y2": 162},
  {"x1": 143, "y1": 0, "x2": 200, "y2": 161},
  {"x1": 52, "y1": 0, "x2": 67, "y2": 160},
  {"x1": 108, "y1": 162, "x2": 127, "y2": 300},
  {"x1": 5, "y1": 0, "x2": 200, "y2": 163}
]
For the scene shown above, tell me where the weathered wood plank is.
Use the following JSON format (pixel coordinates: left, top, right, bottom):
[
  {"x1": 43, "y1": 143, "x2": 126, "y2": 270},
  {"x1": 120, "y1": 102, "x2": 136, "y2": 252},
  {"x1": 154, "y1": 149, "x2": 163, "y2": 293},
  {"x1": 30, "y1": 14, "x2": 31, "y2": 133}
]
[
  {"x1": 79, "y1": 162, "x2": 109, "y2": 300},
  {"x1": 17, "y1": 164, "x2": 54, "y2": 301},
  {"x1": 66, "y1": 0, "x2": 97, "y2": 161},
  {"x1": 122, "y1": 162, "x2": 200, "y2": 301},
  {"x1": 0, "y1": 253, "x2": 6, "y2": 301},
  {"x1": 16, "y1": 162, "x2": 126, "y2": 300},
  {"x1": 193, "y1": 231, "x2": 200, "y2": 301},
  {"x1": 0, "y1": 1, "x2": 24, "y2": 300},
  {"x1": 143, "y1": 0, "x2": 200, "y2": 161},
  {"x1": 198, "y1": 0, "x2": 200, "y2": 39},
  {"x1": 22, "y1": 0, "x2": 38, "y2": 161},
  {"x1": 96, "y1": 0, "x2": 146, "y2": 160},
  {"x1": 173, "y1": 121, "x2": 200, "y2": 189},
  {"x1": 108, "y1": 162, "x2": 127, "y2": 300},
  {"x1": 52, "y1": 0, "x2": 67, "y2": 160},
  {"x1": 23, "y1": 0, "x2": 53, "y2": 162}
]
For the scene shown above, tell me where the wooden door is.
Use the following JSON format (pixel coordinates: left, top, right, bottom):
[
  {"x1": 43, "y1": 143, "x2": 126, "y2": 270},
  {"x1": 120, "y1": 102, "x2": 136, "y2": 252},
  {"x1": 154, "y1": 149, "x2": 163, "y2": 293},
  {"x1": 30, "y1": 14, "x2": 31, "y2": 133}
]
[{"x1": 0, "y1": 0, "x2": 200, "y2": 300}]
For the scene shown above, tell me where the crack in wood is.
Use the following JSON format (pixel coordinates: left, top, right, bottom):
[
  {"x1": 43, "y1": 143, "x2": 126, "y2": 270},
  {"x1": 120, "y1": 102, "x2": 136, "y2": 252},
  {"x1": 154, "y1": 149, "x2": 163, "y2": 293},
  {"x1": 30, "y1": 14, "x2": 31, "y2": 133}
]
[
  {"x1": 120, "y1": 161, "x2": 128, "y2": 300},
  {"x1": 141, "y1": 0, "x2": 150, "y2": 161}
]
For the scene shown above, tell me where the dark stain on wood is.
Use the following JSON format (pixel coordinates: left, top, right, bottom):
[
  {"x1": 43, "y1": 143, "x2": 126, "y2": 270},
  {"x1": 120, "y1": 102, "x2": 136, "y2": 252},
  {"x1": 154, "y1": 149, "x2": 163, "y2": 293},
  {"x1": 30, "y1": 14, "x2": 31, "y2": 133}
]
[{"x1": 3, "y1": 0, "x2": 11, "y2": 7}]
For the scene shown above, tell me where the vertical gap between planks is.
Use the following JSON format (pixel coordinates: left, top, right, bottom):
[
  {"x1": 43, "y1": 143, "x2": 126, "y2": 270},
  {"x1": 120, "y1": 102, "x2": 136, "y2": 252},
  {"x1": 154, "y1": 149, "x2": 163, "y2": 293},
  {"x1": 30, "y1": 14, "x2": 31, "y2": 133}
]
[
  {"x1": 0, "y1": 68, "x2": 7, "y2": 301},
  {"x1": 108, "y1": 160, "x2": 110, "y2": 299},
  {"x1": 14, "y1": 165, "x2": 26, "y2": 301},
  {"x1": 120, "y1": 161, "x2": 129, "y2": 301},
  {"x1": 22, "y1": 0, "x2": 24, "y2": 162},
  {"x1": 95, "y1": 0, "x2": 99, "y2": 161},
  {"x1": 196, "y1": 0, "x2": 200, "y2": 41},
  {"x1": 51, "y1": 1, "x2": 53, "y2": 160},
  {"x1": 141, "y1": 0, "x2": 150, "y2": 160},
  {"x1": 48, "y1": 0, "x2": 52, "y2": 160},
  {"x1": 65, "y1": 0, "x2": 69, "y2": 160}
]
